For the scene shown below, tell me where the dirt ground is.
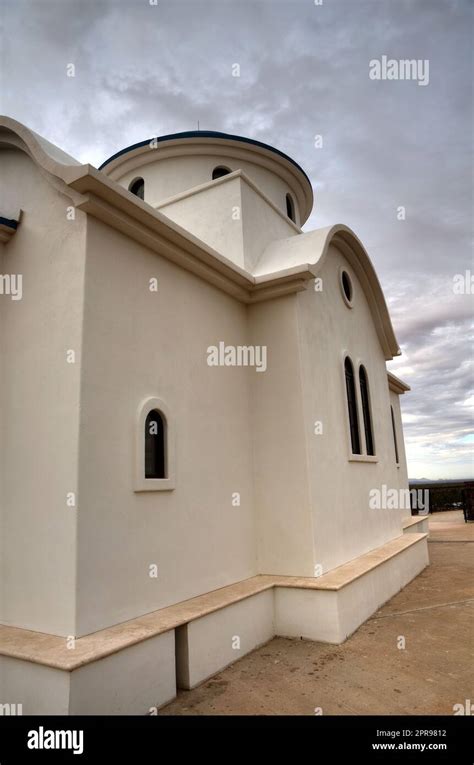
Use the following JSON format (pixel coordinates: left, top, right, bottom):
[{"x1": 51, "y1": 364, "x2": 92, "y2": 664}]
[{"x1": 160, "y1": 511, "x2": 474, "y2": 715}]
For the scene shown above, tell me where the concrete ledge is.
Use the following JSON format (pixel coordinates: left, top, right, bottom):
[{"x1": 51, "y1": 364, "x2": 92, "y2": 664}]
[
  {"x1": 176, "y1": 590, "x2": 274, "y2": 689},
  {"x1": 271, "y1": 533, "x2": 427, "y2": 591},
  {"x1": 275, "y1": 535, "x2": 429, "y2": 643},
  {"x1": 403, "y1": 516, "x2": 429, "y2": 534},
  {"x1": 0, "y1": 533, "x2": 427, "y2": 671},
  {"x1": 1, "y1": 631, "x2": 176, "y2": 715},
  {"x1": 0, "y1": 533, "x2": 429, "y2": 713}
]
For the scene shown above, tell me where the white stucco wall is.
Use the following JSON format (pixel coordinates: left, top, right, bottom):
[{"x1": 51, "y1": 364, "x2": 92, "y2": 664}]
[
  {"x1": 389, "y1": 390, "x2": 411, "y2": 521},
  {"x1": 158, "y1": 174, "x2": 298, "y2": 273},
  {"x1": 240, "y1": 179, "x2": 298, "y2": 272},
  {"x1": 1, "y1": 129, "x2": 413, "y2": 646},
  {"x1": 75, "y1": 218, "x2": 257, "y2": 636},
  {"x1": 389, "y1": 390, "x2": 409, "y2": 486},
  {"x1": 158, "y1": 175, "x2": 245, "y2": 268},
  {"x1": 249, "y1": 294, "x2": 315, "y2": 577},
  {"x1": 296, "y1": 244, "x2": 405, "y2": 573},
  {"x1": 0, "y1": 148, "x2": 85, "y2": 636}
]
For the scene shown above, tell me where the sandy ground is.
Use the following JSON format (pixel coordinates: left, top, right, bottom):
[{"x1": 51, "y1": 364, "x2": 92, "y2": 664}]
[{"x1": 159, "y1": 511, "x2": 473, "y2": 715}]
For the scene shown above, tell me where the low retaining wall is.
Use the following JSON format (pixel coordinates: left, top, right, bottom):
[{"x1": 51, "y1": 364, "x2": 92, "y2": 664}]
[{"x1": 0, "y1": 533, "x2": 429, "y2": 714}]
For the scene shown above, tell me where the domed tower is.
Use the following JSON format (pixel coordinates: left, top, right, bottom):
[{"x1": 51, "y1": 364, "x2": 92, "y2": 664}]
[{"x1": 99, "y1": 131, "x2": 314, "y2": 272}]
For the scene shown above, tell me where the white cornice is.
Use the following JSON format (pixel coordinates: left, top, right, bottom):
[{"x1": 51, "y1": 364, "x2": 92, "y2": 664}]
[{"x1": 387, "y1": 371, "x2": 411, "y2": 394}]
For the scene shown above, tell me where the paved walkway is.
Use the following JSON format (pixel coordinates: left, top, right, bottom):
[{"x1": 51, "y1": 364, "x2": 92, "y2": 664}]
[{"x1": 160, "y1": 511, "x2": 473, "y2": 715}]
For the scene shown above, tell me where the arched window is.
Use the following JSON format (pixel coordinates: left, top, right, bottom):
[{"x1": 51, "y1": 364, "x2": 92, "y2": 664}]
[
  {"x1": 129, "y1": 177, "x2": 144, "y2": 200},
  {"x1": 145, "y1": 410, "x2": 166, "y2": 479},
  {"x1": 135, "y1": 397, "x2": 174, "y2": 491},
  {"x1": 359, "y1": 366, "x2": 375, "y2": 456},
  {"x1": 212, "y1": 166, "x2": 231, "y2": 180},
  {"x1": 345, "y1": 357, "x2": 361, "y2": 454},
  {"x1": 391, "y1": 406, "x2": 399, "y2": 464},
  {"x1": 286, "y1": 193, "x2": 296, "y2": 223}
]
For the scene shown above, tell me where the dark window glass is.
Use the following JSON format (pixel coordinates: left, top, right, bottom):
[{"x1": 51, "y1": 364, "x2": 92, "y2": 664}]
[
  {"x1": 342, "y1": 271, "x2": 352, "y2": 302},
  {"x1": 391, "y1": 406, "x2": 399, "y2": 464},
  {"x1": 212, "y1": 166, "x2": 231, "y2": 180},
  {"x1": 286, "y1": 193, "x2": 296, "y2": 222},
  {"x1": 145, "y1": 410, "x2": 166, "y2": 479},
  {"x1": 129, "y1": 178, "x2": 144, "y2": 200},
  {"x1": 359, "y1": 366, "x2": 375, "y2": 456},
  {"x1": 345, "y1": 357, "x2": 361, "y2": 454}
]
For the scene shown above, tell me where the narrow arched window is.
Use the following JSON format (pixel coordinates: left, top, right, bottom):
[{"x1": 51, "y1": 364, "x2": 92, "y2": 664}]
[
  {"x1": 391, "y1": 406, "x2": 399, "y2": 464},
  {"x1": 212, "y1": 166, "x2": 231, "y2": 180},
  {"x1": 359, "y1": 366, "x2": 375, "y2": 456},
  {"x1": 345, "y1": 357, "x2": 361, "y2": 454},
  {"x1": 145, "y1": 410, "x2": 166, "y2": 479},
  {"x1": 286, "y1": 193, "x2": 296, "y2": 222},
  {"x1": 129, "y1": 177, "x2": 144, "y2": 200}
]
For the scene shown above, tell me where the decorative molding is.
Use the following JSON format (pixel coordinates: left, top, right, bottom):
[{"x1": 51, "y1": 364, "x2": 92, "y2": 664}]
[{"x1": 387, "y1": 371, "x2": 411, "y2": 394}]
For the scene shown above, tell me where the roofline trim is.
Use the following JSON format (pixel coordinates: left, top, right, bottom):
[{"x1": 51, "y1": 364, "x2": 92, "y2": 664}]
[
  {"x1": 0, "y1": 117, "x2": 402, "y2": 328},
  {"x1": 387, "y1": 371, "x2": 411, "y2": 394},
  {"x1": 98, "y1": 129, "x2": 312, "y2": 185}
]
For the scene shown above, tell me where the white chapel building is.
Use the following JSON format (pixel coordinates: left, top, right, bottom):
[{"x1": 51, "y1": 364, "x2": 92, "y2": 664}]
[{"x1": 0, "y1": 116, "x2": 429, "y2": 714}]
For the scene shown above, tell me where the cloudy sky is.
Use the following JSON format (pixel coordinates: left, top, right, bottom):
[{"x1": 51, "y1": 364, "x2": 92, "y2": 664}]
[{"x1": 1, "y1": 0, "x2": 472, "y2": 479}]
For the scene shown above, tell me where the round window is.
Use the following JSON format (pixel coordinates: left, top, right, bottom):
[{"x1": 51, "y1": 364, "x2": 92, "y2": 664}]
[{"x1": 341, "y1": 270, "x2": 353, "y2": 306}]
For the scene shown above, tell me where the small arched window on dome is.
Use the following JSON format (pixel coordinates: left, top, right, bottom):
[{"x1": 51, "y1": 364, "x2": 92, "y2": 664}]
[
  {"x1": 129, "y1": 177, "x2": 145, "y2": 200},
  {"x1": 212, "y1": 166, "x2": 231, "y2": 180},
  {"x1": 286, "y1": 193, "x2": 296, "y2": 223}
]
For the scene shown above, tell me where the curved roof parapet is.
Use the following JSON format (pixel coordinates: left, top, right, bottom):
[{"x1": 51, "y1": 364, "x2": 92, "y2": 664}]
[
  {"x1": 255, "y1": 223, "x2": 401, "y2": 360},
  {"x1": 98, "y1": 130, "x2": 314, "y2": 225},
  {"x1": 0, "y1": 115, "x2": 81, "y2": 171}
]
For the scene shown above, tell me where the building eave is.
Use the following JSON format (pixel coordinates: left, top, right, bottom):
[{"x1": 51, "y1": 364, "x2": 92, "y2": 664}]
[
  {"x1": 388, "y1": 371, "x2": 411, "y2": 394},
  {"x1": 66, "y1": 164, "x2": 313, "y2": 304}
]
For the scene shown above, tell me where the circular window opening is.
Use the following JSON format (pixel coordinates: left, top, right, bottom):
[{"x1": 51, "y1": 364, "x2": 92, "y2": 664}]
[{"x1": 341, "y1": 270, "x2": 353, "y2": 305}]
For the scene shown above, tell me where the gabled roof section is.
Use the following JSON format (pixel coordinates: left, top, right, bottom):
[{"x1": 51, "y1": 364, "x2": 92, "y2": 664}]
[{"x1": 256, "y1": 224, "x2": 401, "y2": 359}]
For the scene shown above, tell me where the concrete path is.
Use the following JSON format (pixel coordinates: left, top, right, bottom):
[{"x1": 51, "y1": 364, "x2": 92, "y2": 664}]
[{"x1": 159, "y1": 511, "x2": 473, "y2": 715}]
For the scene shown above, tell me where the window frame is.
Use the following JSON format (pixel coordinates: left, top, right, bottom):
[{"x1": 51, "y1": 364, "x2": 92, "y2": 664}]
[
  {"x1": 359, "y1": 364, "x2": 376, "y2": 457},
  {"x1": 134, "y1": 397, "x2": 175, "y2": 492},
  {"x1": 344, "y1": 355, "x2": 362, "y2": 456}
]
